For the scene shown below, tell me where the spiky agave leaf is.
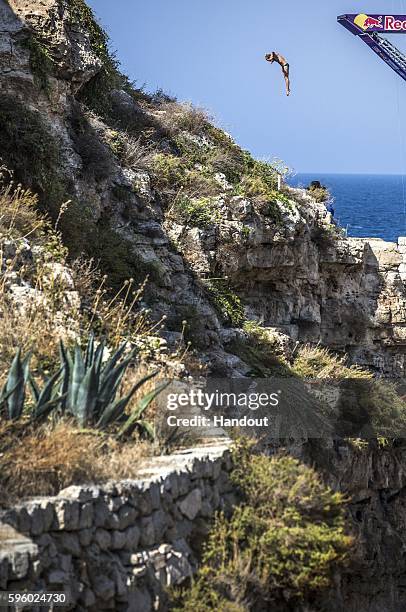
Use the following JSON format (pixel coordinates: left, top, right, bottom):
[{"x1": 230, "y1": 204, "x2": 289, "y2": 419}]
[
  {"x1": 100, "y1": 342, "x2": 129, "y2": 381},
  {"x1": 29, "y1": 376, "x2": 41, "y2": 403},
  {"x1": 74, "y1": 364, "x2": 100, "y2": 426},
  {"x1": 84, "y1": 333, "x2": 95, "y2": 370},
  {"x1": 137, "y1": 420, "x2": 156, "y2": 441},
  {"x1": 0, "y1": 350, "x2": 31, "y2": 420},
  {"x1": 118, "y1": 381, "x2": 170, "y2": 439},
  {"x1": 95, "y1": 350, "x2": 139, "y2": 419},
  {"x1": 96, "y1": 370, "x2": 159, "y2": 429},
  {"x1": 30, "y1": 368, "x2": 64, "y2": 420},
  {"x1": 59, "y1": 340, "x2": 72, "y2": 413},
  {"x1": 33, "y1": 394, "x2": 67, "y2": 421},
  {"x1": 67, "y1": 344, "x2": 86, "y2": 414},
  {"x1": 93, "y1": 339, "x2": 106, "y2": 376}
]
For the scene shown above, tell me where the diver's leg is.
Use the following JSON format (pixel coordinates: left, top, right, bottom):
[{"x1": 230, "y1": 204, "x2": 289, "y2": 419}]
[{"x1": 284, "y1": 67, "x2": 290, "y2": 96}]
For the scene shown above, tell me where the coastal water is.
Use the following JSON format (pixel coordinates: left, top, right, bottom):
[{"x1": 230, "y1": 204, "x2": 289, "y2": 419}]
[{"x1": 288, "y1": 174, "x2": 406, "y2": 243}]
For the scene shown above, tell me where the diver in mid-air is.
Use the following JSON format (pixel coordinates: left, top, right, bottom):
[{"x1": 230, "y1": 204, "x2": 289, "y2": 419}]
[{"x1": 265, "y1": 51, "x2": 290, "y2": 96}]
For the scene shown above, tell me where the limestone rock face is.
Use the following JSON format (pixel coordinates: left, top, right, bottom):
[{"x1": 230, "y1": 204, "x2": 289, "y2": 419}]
[
  {"x1": 2, "y1": 0, "x2": 406, "y2": 377},
  {"x1": 6, "y1": 0, "x2": 101, "y2": 91},
  {"x1": 3, "y1": 4, "x2": 406, "y2": 612},
  {"x1": 181, "y1": 183, "x2": 406, "y2": 375},
  {"x1": 300, "y1": 442, "x2": 406, "y2": 612}
]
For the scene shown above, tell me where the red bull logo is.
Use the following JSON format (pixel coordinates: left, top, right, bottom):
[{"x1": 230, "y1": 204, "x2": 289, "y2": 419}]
[
  {"x1": 354, "y1": 14, "x2": 383, "y2": 30},
  {"x1": 384, "y1": 15, "x2": 406, "y2": 31},
  {"x1": 364, "y1": 16, "x2": 383, "y2": 29}
]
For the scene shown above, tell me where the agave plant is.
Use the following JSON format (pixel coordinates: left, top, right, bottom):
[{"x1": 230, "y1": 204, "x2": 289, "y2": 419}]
[
  {"x1": 29, "y1": 368, "x2": 66, "y2": 421},
  {"x1": 0, "y1": 349, "x2": 30, "y2": 420},
  {"x1": 0, "y1": 338, "x2": 168, "y2": 438},
  {"x1": 0, "y1": 349, "x2": 64, "y2": 421},
  {"x1": 59, "y1": 335, "x2": 169, "y2": 436}
]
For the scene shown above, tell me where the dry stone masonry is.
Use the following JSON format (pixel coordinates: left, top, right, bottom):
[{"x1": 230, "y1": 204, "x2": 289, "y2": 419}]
[{"x1": 0, "y1": 444, "x2": 233, "y2": 610}]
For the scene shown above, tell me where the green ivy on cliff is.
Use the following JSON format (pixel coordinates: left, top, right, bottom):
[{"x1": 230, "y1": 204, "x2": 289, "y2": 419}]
[
  {"x1": 22, "y1": 35, "x2": 54, "y2": 93},
  {"x1": 67, "y1": 0, "x2": 111, "y2": 65},
  {"x1": 0, "y1": 96, "x2": 64, "y2": 208},
  {"x1": 206, "y1": 279, "x2": 245, "y2": 327},
  {"x1": 68, "y1": 0, "x2": 144, "y2": 119}
]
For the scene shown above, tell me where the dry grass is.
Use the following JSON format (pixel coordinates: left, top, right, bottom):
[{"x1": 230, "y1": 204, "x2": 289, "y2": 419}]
[
  {"x1": 70, "y1": 258, "x2": 164, "y2": 350},
  {"x1": 0, "y1": 258, "x2": 78, "y2": 376},
  {"x1": 155, "y1": 101, "x2": 212, "y2": 136},
  {"x1": 0, "y1": 421, "x2": 104, "y2": 503},
  {"x1": 0, "y1": 182, "x2": 76, "y2": 373},
  {"x1": 292, "y1": 345, "x2": 372, "y2": 380},
  {"x1": 121, "y1": 135, "x2": 154, "y2": 169},
  {"x1": 0, "y1": 421, "x2": 153, "y2": 506},
  {"x1": 209, "y1": 148, "x2": 247, "y2": 183},
  {"x1": 106, "y1": 130, "x2": 155, "y2": 170},
  {"x1": 0, "y1": 181, "x2": 165, "y2": 380},
  {"x1": 0, "y1": 176, "x2": 45, "y2": 240},
  {"x1": 100, "y1": 436, "x2": 153, "y2": 480},
  {"x1": 0, "y1": 289, "x2": 77, "y2": 377}
]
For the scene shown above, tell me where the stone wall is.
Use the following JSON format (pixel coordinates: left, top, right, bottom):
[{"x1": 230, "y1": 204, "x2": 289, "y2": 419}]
[{"x1": 0, "y1": 443, "x2": 233, "y2": 611}]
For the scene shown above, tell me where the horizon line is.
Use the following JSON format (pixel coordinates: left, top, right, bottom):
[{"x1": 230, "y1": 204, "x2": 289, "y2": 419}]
[{"x1": 290, "y1": 171, "x2": 406, "y2": 176}]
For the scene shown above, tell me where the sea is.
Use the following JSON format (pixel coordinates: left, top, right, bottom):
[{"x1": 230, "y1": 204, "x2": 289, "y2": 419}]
[{"x1": 288, "y1": 174, "x2": 406, "y2": 244}]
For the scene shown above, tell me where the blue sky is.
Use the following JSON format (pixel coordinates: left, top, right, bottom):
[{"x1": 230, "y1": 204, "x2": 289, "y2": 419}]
[{"x1": 87, "y1": 0, "x2": 406, "y2": 174}]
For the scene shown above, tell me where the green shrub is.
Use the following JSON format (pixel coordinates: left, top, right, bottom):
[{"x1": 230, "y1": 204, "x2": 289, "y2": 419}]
[
  {"x1": 292, "y1": 346, "x2": 406, "y2": 442},
  {"x1": 152, "y1": 152, "x2": 221, "y2": 201},
  {"x1": 68, "y1": 0, "x2": 111, "y2": 64},
  {"x1": 0, "y1": 96, "x2": 62, "y2": 199},
  {"x1": 0, "y1": 96, "x2": 79, "y2": 246},
  {"x1": 241, "y1": 226, "x2": 250, "y2": 241},
  {"x1": 150, "y1": 153, "x2": 186, "y2": 193},
  {"x1": 335, "y1": 378, "x2": 406, "y2": 441},
  {"x1": 150, "y1": 88, "x2": 177, "y2": 104},
  {"x1": 307, "y1": 181, "x2": 330, "y2": 203},
  {"x1": 206, "y1": 280, "x2": 244, "y2": 326},
  {"x1": 173, "y1": 442, "x2": 352, "y2": 610},
  {"x1": 174, "y1": 134, "x2": 212, "y2": 167},
  {"x1": 183, "y1": 170, "x2": 220, "y2": 198},
  {"x1": 228, "y1": 322, "x2": 291, "y2": 377},
  {"x1": 170, "y1": 196, "x2": 220, "y2": 229},
  {"x1": 360, "y1": 380, "x2": 406, "y2": 437},
  {"x1": 208, "y1": 149, "x2": 245, "y2": 184},
  {"x1": 78, "y1": 69, "x2": 120, "y2": 118},
  {"x1": 69, "y1": 0, "x2": 145, "y2": 118},
  {"x1": 292, "y1": 345, "x2": 369, "y2": 380},
  {"x1": 250, "y1": 159, "x2": 279, "y2": 188},
  {"x1": 206, "y1": 125, "x2": 238, "y2": 149},
  {"x1": 235, "y1": 159, "x2": 286, "y2": 223},
  {"x1": 156, "y1": 102, "x2": 211, "y2": 136},
  {"x1": 228, "y1": 340, "x2": 288, "y2": 378},
  {"x1": 22, "y1": 35, "x2": 54, "y2": 92},
  {"x1": 107, "y1": 130, "x2": 126, "y2": 159}
]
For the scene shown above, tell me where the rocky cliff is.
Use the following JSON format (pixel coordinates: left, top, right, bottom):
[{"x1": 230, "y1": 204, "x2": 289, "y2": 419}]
[
  {"x1": 2, "y1": 2, "x2": 406, "y2": 611},
  {"x1": 2, "y1": 0, "x2": 406, "y2": 378}
]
